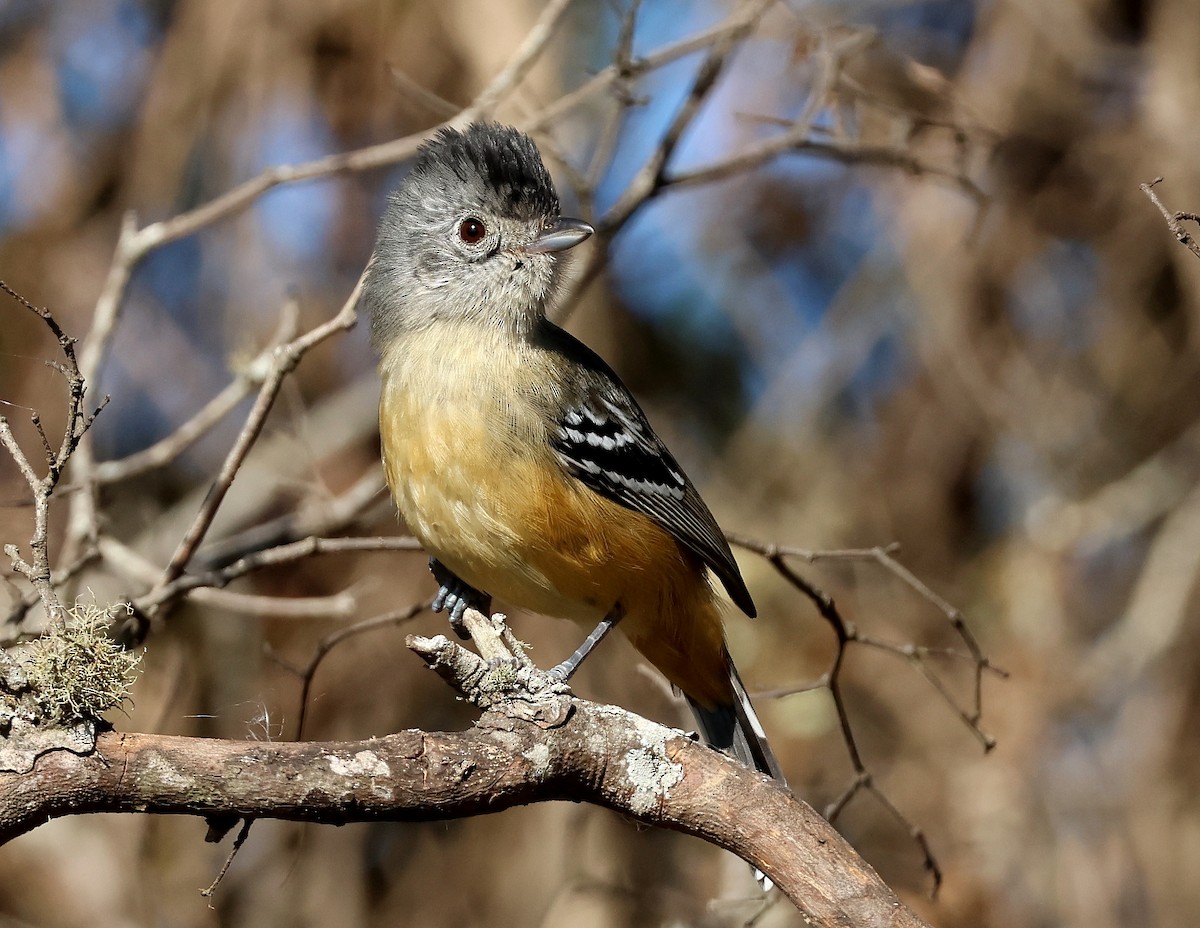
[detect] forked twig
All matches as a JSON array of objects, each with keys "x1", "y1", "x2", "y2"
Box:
[
  {"x1": 728, "y1": 532, "x2": 1005, "y2": 896},
  {"x1": 0, "y1": 282, "x2": 107, "y2": 624},
  {"x1": 150, "y1": 275, "x2": 364, "y2": 606},
  {"x1": 1141, "y1": 177, "x2": 1200, "y2": 261}
]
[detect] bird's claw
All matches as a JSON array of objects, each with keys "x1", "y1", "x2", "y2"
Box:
[
  {"x1": 429, "y1": 559, "x2": 490, "y2": 640},
  {"x1": 432, "y1": 581, "x2": 475, "y2": 639}
]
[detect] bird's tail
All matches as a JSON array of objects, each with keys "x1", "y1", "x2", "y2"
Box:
[
  {"x1": 687, "y1": 656, "x2": 784, "y2": 891},
  {"x1": 686, "y1": 656, "x2": 785, "y2": 785}
]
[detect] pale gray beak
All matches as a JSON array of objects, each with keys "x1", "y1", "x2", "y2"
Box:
[{"x1": 523, "y1": 217, "x2": 594, "y2": 254}]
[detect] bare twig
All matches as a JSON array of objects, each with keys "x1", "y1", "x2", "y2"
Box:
[
  {"x1": 0, "y1": 282, "x2": 107, "y2": 625},
  {"x1": 2, "y1": 546, "x2": 99, "y2": 633},
  {"x1": 1141, "y1": 177, "x2": 1200, "y2": 261},
  {"x1": 200, "y1": 818, "x2": 254, "y2": 898},
  {"x1": 61, "y1": 213, "x2": 140, "y2": 564},
  {"x1": 135, "y1": 534, "x2": 421, "y2": 618},
  {"x1": 600, "y1": 0, "x2": 778, "y2": 231},
  {"x1": 93, "y1": 307, "x2": 301, "y2": 485},
  {"x1": 386, "y1": 65, "x2": 462, "y2": 119},
  {"x1": 730, "y1": 534, "x2": 1007, "y2": 728},
  {"x1": 582, "y1": 0, "x2": 643, "y2": 196},
  {"x1": 150, "y1": 275, "x2": 364, "y2": 605},
  {"x1": 727, "y1": 532, "x2": 1006, "y2": 895},
  {"x1": 195, "y1": 465, "x2": 388, "y2": 570},
  {"x1": 530, "y1": 13, "x2": 768, "y2": 131},
  {"x1": 465, "y1": 0, "x2": 576, "y2": 118},
  {"x1": 667, "y1": 132, "x2": 986, "y2": 202},
  {"x1": 97, "y1": 536, "x2": 358, "y2": 620},
  {"x1": 280, "y1": 601, "x2": 428, "y2": 739}
]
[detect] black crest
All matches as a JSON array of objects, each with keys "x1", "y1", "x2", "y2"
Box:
[{"x1": 414, "y1": 123, "x2": 560, "y2": 220}]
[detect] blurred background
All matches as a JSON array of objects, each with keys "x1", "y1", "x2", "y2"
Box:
[{"x1": 2, "y1": 0, "x2": 1200, "y2": 925}]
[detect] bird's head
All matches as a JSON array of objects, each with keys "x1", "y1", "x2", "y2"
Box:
[{"x1": 362, "y1": 122, "x2": 593, "y2": 347}]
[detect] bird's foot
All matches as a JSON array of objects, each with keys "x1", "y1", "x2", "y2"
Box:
[
  {"x1": 545, "y1": 606, "x2": 623, "y2": 682},
  {"x1": 429, "y1": 558, "x2": 491, "y2": 640}
]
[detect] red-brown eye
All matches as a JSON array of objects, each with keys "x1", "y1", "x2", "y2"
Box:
[{"x1": 458, "y1": 217, "x2": 486, "y2": 244}]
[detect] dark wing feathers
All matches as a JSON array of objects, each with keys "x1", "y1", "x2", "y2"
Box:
[{"x1": 543, "y1": 327, "x2": 756, "y2": 617}]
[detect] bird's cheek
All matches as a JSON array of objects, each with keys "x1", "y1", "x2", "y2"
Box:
[
  {"x1": 414, "y1": 252, "x2": 457, "y2": 290},
  {"x1": 414, "y1": 252, "x2": 439, "y2": 282}
]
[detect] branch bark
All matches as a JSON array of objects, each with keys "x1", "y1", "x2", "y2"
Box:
[
  {"x1": 0, "y1": 609, "x2": 931, "y2": 928},
  {"x1": 0, "y1": 708, "x2": 927, "y2": 927}
]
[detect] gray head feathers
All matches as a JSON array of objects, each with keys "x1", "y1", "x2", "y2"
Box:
[
  {"x1": 413, "y1": 123, "x2": 560, "y2": 221},
  {"x1": 361, "y1": 122, "x2": 570, "y2": 349}
]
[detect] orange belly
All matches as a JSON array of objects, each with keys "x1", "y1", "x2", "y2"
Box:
[{"x1": 378, "y1": 350, "x2": 732, "y2": 708}]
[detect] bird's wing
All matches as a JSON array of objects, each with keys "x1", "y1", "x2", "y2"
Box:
[{"x1": 544, "y1": 331, "x2": 756, "y2": 617}]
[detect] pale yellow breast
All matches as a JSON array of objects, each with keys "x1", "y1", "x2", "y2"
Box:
[
  {"x1": 377, "y1": 323, "x2": 732, "y2": 706},
  {"x1": 379, "y1": 325, "x2": 597, "y2": 620}
]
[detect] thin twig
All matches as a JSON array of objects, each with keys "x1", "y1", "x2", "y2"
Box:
[
  {"x1": 386, "y1": 65, "x2": 462, "y2": 118},
  {"x1": 600, "y1": 0, "x2": 778, "y2": 231},
  {"x1": 283, "y1": 601, "x2": 428, "y2": 739},
  {"x1": 583, "y1": 0, "x2": 642, "y2": 193},
  {"x1": 98, "y1": 536, "x2": 358, "y2": 619},
  {"x1": 669, "y1": 132, "x2": 984, "y2": 201},
  {"x1": 727, "y1": 529, "x2": 1004, "y2": 896},
  {"x1": 93, "y1": 307, "x2": 300, "y2": 485},
  {"x1": 1141, "y1": 177, "x2": 1200, "y2": 261},
  {"x1": 149, "y1": 276, "x2": 363, "y2": 605},
  {"x1": 2, "y1": 546, "x2": 98, "y2": 633},
  {"x1": 136, "y1": 533, "x2": 418, "y2": 618},
  {"x1": 0, "y1": 282, "x2": 107, "y2": 624},
  {"x1": 200, "y1": 817, "x2": 254, "y2": 897},
  {"x1": 195, "y1": 465, "x2": 388, "y2": 570},
  {"x1": 530, "y1": 13, "x2": 766, "y2": 131},
  {"x1": 61, "y1": 212, "x2": 140, "y2": 564},
  {"x1": 467, "y1": 0, "x2": 577, "y2": 118}
]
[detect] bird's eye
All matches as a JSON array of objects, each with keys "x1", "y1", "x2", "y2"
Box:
[{"x1": 458, "y1": 217, "x2": 487, "y2": 245}]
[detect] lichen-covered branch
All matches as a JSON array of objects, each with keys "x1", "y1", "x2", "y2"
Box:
[{"x1": 0, "y1": 614, "x2": 930, "y2": 928}]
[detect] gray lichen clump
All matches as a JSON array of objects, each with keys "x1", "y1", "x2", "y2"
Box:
[{"x1": 12, "y1": 602, "x2": 142, "y2": 726}]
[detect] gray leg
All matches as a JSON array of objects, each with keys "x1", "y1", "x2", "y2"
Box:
[{"x1": 547, "y1": 606, "x2": 623, "y2": 682}]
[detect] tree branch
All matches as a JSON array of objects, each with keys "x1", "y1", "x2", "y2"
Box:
[
  {"x1": 1141, "y1": 177, "x2": 1200, "y2": 261},
  {"x1": 0, "y1": 608, "x2": 931, "y2": 928},
  {"x1": 0, "y1": 282, "x2": 107, "y2": 625},
  {"x1": 150, "y1": 274, "x2": 363, "y2": 601}
]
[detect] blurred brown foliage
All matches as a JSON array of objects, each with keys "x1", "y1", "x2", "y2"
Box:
[{"x1": 2, "y1": 0, "x2": 1200, "y2": 926}]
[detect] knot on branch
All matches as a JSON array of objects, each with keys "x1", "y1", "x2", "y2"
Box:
[{"x1": 406, "y1": 608, "x2": 572, "y2": 728}]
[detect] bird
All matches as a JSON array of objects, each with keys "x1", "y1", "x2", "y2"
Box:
[{"x1": 361, "y1": 121, "x2": 783, "y2": 787}]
